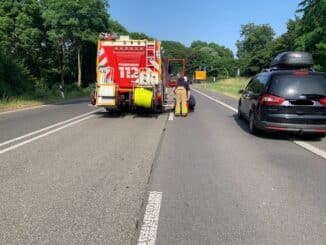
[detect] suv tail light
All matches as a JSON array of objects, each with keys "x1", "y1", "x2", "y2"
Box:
[
  {"x1": 259, "y1": 94, "x2": 285, "y2": 106},
  {"x1": 320, "y1": 97, "x2": 326, "y2": 106},
  {"x1": 293, "y1": 71, "x2": 309, "y2": 76}
]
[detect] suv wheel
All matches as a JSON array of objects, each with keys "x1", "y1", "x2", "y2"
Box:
[
  {"x1": 237, "y1": 103, "x2": 244, "y2": 120},
  {"x1": 249, "y1": 111, "x2": 257, "y2": 134},
  {"x1": 311, "y1": 133, "x2": 326, "y2": 139}
]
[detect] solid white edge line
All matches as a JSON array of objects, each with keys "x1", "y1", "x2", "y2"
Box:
[
  {"x1": 0, "y1": 114, "x2": 95, "y2": 155},
  {"x1": 0, "y1": 109, "x2": 102, "y2": 147},
  {"x1": 0, "y1": 104, "x2": 48, "y2": 115},
  {"x1": 138, "y1": 191, "x2": 162, "y2": 245},
  {"x1": 168, "y1": 112, "x2": 174, "y2": 121},
  {"x1": 192, "y1": 88, "x2": 326, "y2": 160},
  {"x1": 192, "y1": 88, "x2": 238, "y2": 112},
  {"x1": 292, "y1": 141, "x2": 326, "y2": 160}
]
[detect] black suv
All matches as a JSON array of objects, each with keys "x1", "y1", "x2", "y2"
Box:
[{"x1": 238, "y1": 52, "x2": 326, "y2": 137}]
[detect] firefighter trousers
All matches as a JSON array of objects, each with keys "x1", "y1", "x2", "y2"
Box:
[{"x1": 175, "y1": 86, "x2": 188, "y2": 116}]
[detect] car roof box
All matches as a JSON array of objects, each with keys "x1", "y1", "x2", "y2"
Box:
[{"x1": 270, "y1": 52, "x2": 313, "y2": 68}]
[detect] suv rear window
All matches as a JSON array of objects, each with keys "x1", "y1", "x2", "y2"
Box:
[{"x1": 269, "y1": 74, "x2": 326, "y2": 99}]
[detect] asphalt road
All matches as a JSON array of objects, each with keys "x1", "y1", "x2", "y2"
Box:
[
  {"x1": 0, "y1": 98, "x2": 95, "y2": 143},
  {"x1": 1, "y1": 89, "x2": 326, "y2": 245},
  {"x1": 148, "y1": 88, "x2": 326, "y2": 245},
  {"x1": 0, "y1": 102, "x2": 167, "y2": 244}
]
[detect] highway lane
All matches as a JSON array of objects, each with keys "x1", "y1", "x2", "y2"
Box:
[
  {"x1": 0, "y1": 98, "x2": 96, "y2": 143},
  {"x1": 144, "y1": 90, "x2": 326, "y2": 245},
  {"x1": 0, "y1": 109, "x2": 167, "y2": 244},
  {"x1": 192, "y1": 87, "x2": 326, "y2": 153},
  {"x1": 1, "y1": 90, "x2": 326, "y2": 244}
]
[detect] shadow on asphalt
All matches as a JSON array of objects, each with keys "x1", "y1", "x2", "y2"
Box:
[
  {"x1": 95, "y1": 109, "x2": 171, "y2": 119},
  {"x1": 232, "y1": 114, "x2": 323, "y2": 142},
  {"x1": 132, "y1": 113, "x2": 160, "y2": 119},
  {"x1": 95, "y1": 111, "x2": 127, "y2": 118}
]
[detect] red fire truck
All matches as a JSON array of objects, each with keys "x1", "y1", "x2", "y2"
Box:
[{"x1": 93, "y1": 33, "x2": 164, "y2": 111}]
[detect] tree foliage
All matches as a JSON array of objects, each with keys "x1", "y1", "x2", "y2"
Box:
[
  {"x1": 186, "y1": 41, "x2": 236, "y2": 77},
  {"x1": 0, "y1": 0, "x2": 111, "y2": 98},
  {"x1": 236, "y1": 23, "x2": 275, "y2": 58},
  {"x1": 0, "y1": 0, "x2": 42, "y2": 97},
  {"x1": 295, "y1": 0, "x2": 326, "y2": 70},
  {"x1": 129, "y1": 32, "x2": 154, "y2": 40},
  {"x1": 236, "y1": 23, "x2": 275, "y2": 75},
  {"x1": 161, "y1": 41, "x2": 188, "y2": 58},
  {"x1": 237, "y1": 1, "x2": 326, "y2": 75},
  {"x1": 109, "y1": 19, "x2": 128, "y2": 35},
  {"x1": 1, "y1": 0, "x2": 325, "y2": 99},
  {"x1": 42, "y1": 0, "x2": 110, "y2": 86},
  {"x1": 161, "y1": 40, "x2": 236, "y2": 78}
]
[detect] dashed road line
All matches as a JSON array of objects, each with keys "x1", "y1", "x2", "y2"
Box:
[
  {"x1": 138, "y1": 191, "x2": 162, "y2": 245},
  {"x1": 168, "y1": 112, "x2": 174, "y2": 121},
  {"x1": 192, "y1": 88, "x2": 326, "y2": 160}
]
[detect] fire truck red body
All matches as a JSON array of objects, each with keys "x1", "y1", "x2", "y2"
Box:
[{"x1": 95, "y1": 34, "x2": 163, "y2": 111}]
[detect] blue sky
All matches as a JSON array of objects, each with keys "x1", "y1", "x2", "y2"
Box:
[{"x1": 109, "y1": 0, "x2": 300, "y2": 54}]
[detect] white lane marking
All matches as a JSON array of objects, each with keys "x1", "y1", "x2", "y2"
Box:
[
  {"x1": 293, "y1": 141, "x2": 326, "y2": 160},
  {"x1": 138, "y1": 191, "x2": 162, "y2": 245},
  {"x1": 192, "y1": 88, "x2": 237, "y2": 112},
  {"x1": 0, "y1": 104, "x2": 48, "y2": 115},
  {"x1": 193, "y1": 88, "x2": 326, "y2": 160},
  {"x1": 0, "y1": 109, "x2": 102, "y2": 148},
  {"x1": 0, "y1": 115, "x2": 95, "y2": 155},
  {"x1": 168, "y1": 112, "x2": 174, "y2": 121}
]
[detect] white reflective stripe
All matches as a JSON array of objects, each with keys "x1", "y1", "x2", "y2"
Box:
[
  {"x1": 98, "y1": 57, "x2": 108, "y2": 67},
  {"x1": 150, "y1": 60, "x2": 159, "y2": 70},
  {"x1": 99, "y1": 48, "x2": 105, "y2": 56}
]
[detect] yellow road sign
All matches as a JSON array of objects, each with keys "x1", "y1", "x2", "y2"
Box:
[{"x1": 195, "y1": 70, "x2": 206, "y2": 80}]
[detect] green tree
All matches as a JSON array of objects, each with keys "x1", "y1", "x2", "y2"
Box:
[
  {"x1": 186, "y1": 48, "x2": 214, "y2": 76},
  {"x1": 161, "y1": 41, "x2": 188, "y2": 58},
  {"x1": 109, "y1": 19, "x2": 128, "y2": 35},
  {"x1": 208, "y1": 42, "x2": 234, "y2": 59},
  {"x1": 42, "y1": 0, "x2": 110, "y2": 86},
  {"x1": 236, "y1": 23, "x2": 275, "y2": 75},
  {"x1": 0, "y1": 0, "x2": 43, "y2": 96},
  {"x1": 186, "y1": 42, "x2": 235, "y2": 78},
  {"x1": 236, "y1": 23, "x2": 275, "y2": 58},
  {"x1": 190, "y1": 40, "x2": 208, "y2": 49},
  {"x1": 129, "y1": 32, "x2": 153, "y2": 40},
  {"x1": 274, "y1": 18, "x2": 301, "y2": 53},
  {"x1": 295, "y1": 0, "x2": 326, "y2": 71}
]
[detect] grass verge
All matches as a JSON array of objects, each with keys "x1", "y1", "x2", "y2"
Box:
[
  {"x1": 194, "y1": 77, "x2": 249, "y2": 98},
  {"x1": 0, "y1": 84, "x2": 93, "y2": 112}
]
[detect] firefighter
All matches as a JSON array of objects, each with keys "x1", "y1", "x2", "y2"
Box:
[{"x1": 175, "y1": 72, "x2": 190, "y2": 116}]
